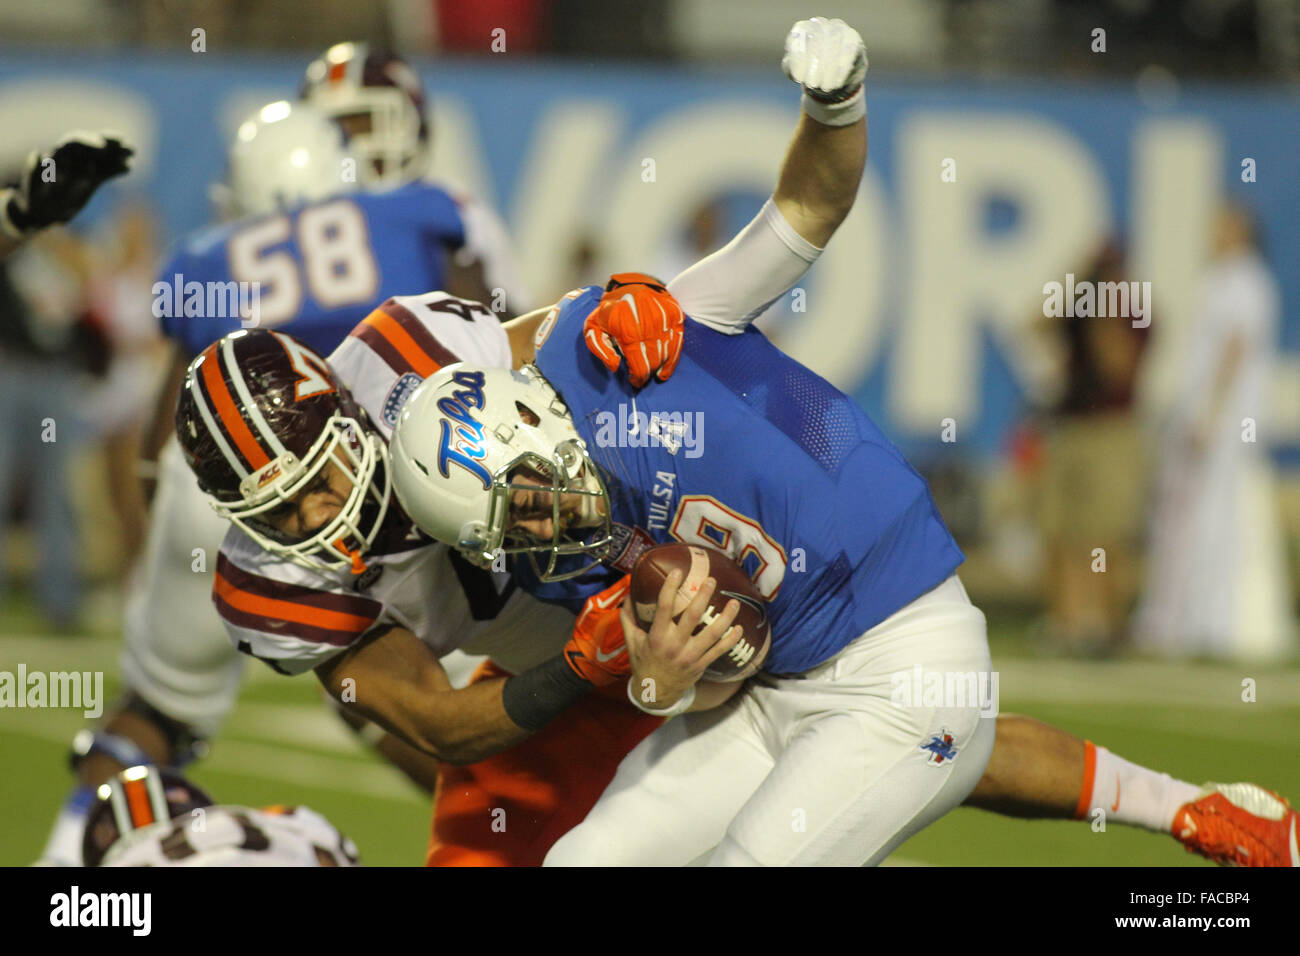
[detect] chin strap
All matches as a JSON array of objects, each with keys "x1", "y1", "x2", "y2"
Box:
[{"x1": 333, "y1": 538, "x2": 368, "y2": 575}]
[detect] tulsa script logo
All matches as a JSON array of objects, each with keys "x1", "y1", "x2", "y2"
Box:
[{"x1": 437, "y1": 369, "x2": 492, "y2": 489}]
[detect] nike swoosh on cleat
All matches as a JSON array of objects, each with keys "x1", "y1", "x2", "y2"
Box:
[{"x1": 595, "y1": 645, "x2": 626, "y2": 662}]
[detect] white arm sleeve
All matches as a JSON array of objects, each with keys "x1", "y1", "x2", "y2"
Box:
[{"x1": 667, "y1": 198, "x2": 822, "y2": 334}]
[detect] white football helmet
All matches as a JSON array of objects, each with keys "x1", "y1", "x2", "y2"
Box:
[
  {"x1": 390, "y1": 364, "x2": 613, "y2": 582},
  {"x1": 214, "y1": 100, "x2": 356, "y2": 220}
]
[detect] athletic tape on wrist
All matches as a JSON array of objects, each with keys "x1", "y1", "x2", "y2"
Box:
[
  {"x1": 502, "y1": 654, "x2": 591, "y2": 732},
  {"x1": 801, "y1": 87, "x2": 865, "y2": 127}
]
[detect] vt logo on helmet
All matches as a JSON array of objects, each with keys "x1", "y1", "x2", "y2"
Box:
[
  {"x1": 390, "y1": 364, "x2": 613, "y2": 582},
  {"x1": 175, "y1": 329, "x2": 391, "y2": 575}
]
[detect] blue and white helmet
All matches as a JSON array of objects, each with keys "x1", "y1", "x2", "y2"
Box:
[{"x1": 389, "y1": 363, "x2": 612, "y2": 581}]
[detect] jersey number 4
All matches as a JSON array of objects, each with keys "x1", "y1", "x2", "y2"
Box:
[{"x1": 228, "y1": 199, "x2": 381, "y2": 327}]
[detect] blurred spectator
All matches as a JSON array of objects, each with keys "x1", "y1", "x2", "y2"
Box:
[
  {"x1": 562, "y1": 233, "x2": 603, "y2": 299},
  {"x1": 1134, "y1": 203, "x2": 1295, "y2": 659},
  {"x1": 656, "y1": 198, "x2": 726, "y2": 283},
  {"x1": 1034, "y1": 240, "x2": 1152, "y2": 655},
  {"x1": 0, "y1": 229, "x2": 98, "y2": 629},
  {"x1": 82, "y1": 202, "x2": 164, "y2": 573}
]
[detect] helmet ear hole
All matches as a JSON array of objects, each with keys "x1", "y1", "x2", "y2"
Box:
[{"x1": 515, "y1": 402, "x2": 540, "y2": 426}]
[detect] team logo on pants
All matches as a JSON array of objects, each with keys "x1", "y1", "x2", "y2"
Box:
[{"x1": 921, "y1": 730, "x2": 959, "y2": 765}]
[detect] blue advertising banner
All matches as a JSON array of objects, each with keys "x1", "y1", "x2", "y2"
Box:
[{"x1": 2, "y1": 48, "x2": 1296, "y2": 459}]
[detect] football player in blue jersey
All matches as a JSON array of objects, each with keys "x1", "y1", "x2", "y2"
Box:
[
  {"x1": 391, "y1": 18, "x2": 1299, "y2": 867},
  {"x1": 36, "y1": 44, "x2": 529, "y2": 865}
]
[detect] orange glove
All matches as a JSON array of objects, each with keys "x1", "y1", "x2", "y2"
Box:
[
  {"x1": 582, "y1": 273, "x2": 685, "y2": 387},
  {"x1": 563, "y1": 574, "x2": 632, "y2": 686}
]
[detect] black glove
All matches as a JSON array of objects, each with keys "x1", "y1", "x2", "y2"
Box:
[{"x1": 1, "y1": 131, "x2": 133, "y2": 238}]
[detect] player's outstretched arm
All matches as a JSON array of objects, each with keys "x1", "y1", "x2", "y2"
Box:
[
  {"x1": 0, "y1": 131, "x2": 133, "y2": 259},
  {"x1": 773, "y1": 17, "x2": 868, "y2": 247},
  {"x1": 668, "y1": 17, "x2": 867, "y2": 334}
]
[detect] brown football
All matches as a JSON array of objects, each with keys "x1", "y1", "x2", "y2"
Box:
[{"x1": 630, "y1": 543, "x2": 771, "y2": 682}]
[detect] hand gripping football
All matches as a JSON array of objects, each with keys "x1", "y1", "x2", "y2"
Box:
[{"x1": 631, "y1": 543, "x2": 771, "y2": 682}]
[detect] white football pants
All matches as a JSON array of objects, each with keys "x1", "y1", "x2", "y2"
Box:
[
  {"x1": 545, "y1": 575, "x2": 995, "y2": 866},
  {"x1": 120, "y1": 438, "x2": 243, "y2": 738}
]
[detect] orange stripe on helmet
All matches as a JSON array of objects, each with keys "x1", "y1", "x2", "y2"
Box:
[
  {"x1": 214, "y1": 571, "x2": 376, "y2": 634},
  {"x1": 123, "y1": 777, "x2": 157, "y2": 828},
  {"x1": 200, "y1": 343, "x2": 271, "y2": 471},
  {"x1": 362, "y1": 309, "x2": 443, "y2": 378}
]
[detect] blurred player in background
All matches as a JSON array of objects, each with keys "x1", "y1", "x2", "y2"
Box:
[
  {"x1": 1135, "y1": 202, "x2": 1295, "y2": 659},
  {"x1": 36, "y1": 43, "x2": 528, "y2": 865},
  {"x1": 0, "y1": 132, "x2": 133, "y2": 627},
  {"x1": 83, "y1": 765, "x2": 358, "y2": 867},
  {"x1": 1034, "y1": 240, "x2": 1151, "y2": 656}
]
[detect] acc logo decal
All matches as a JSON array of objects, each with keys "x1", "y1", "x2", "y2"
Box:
[
  {"x1": 437, "y1": 370, "x2": 492, "y2": 489},
  {"x1": 255, "y1": 461, "x2": 282, "y2": 489},
  {"x1": 382, "y1": 373, "x2": 422, "y2": 428}
]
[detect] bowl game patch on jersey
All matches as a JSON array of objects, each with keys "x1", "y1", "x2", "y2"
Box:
[{"x1": 383, "y1": 372, "x2": 423, "y2": 427}]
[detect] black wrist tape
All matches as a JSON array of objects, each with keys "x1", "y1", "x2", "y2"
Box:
[{"x1": 501, "y1": 655, "x2": 591, "y2": 732}]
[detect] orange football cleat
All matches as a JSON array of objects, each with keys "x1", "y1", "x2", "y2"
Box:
[{"x1": 1172, "y1": 782, "x2": 1299, "y2": 867}]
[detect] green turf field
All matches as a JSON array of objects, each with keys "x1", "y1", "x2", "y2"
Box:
[{"x1": 2, "y1": 591, "x2": 1297, "y2": 866}]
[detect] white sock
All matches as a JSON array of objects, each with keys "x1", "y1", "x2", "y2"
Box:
[{"x1": 1078, "y1": 742, "x2": 1201, "y2": 833}]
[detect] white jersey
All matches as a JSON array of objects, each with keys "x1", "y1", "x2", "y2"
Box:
[
  {"x1": 102, "y1": 805, "x2": 359, "y2": 867},
  {"x1": 212, "y1": 291, "x2": 574, "y2": 677}
]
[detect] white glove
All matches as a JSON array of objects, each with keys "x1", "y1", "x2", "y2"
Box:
[{"x1": 782, "y1": 17, "x2": 868, "y2": 126}]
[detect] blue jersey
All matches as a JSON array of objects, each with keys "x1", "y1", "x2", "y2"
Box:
[
  {"x1": 527, "y1": 286, "x2": 964, "y2": 674},
  {"x1": 158, "y1": 182, "x2": 470, "y2": 358}
]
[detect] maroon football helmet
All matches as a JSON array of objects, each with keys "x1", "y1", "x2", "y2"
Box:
[
  {"x1": 83, "y1": 765, "x2": 213, "y2": 867},
  {"x1": 175, "y1": 329, "x2": 391, "y2": 573},
  {"x1": 299, "y1": 41, "x2": 429, "y2": 187}
]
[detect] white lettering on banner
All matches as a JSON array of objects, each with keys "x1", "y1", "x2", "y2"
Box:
[
  {"x1": 6, "y1": 78, "x2": 1293, "y2": 443},
  {"x1": 1130, "y1": 119, "x2": 1221, "y2": 424},
  {"x1": 896, "y1": 114, "x2": 1111, "y2": 430}
]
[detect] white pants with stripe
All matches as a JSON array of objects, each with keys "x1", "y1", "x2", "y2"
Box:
[{"x1": 544, "y1": 575, "x2": 995, "y2": 866}]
